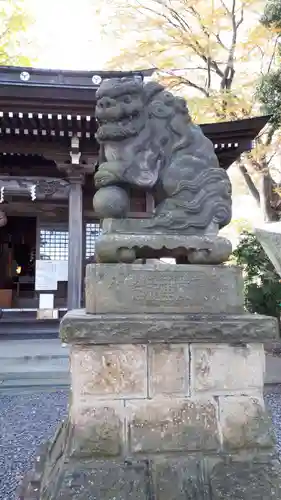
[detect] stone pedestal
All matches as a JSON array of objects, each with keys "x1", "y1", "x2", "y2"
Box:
[
  {"x1": 21, "y1": 264, "x2": 281, "y2": 499},
  {"x1": 255, "y1": 223, "x2": 281, "y2": 276}
]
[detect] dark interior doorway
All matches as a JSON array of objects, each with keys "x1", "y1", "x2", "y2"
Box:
[{"x1": 0, "y1": 216, "x2": 37, "y2": 307}]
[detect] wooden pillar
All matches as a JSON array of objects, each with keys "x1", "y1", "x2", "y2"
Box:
[
  {"x1": 81, "y1": 208, "x2": 87, "y2": 308},
  {"x1": 67, "y1": 176, "x2": 83, "y2": 310}
]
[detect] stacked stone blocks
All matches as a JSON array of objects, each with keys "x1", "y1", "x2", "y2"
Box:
[
  {"x1": 69, "y1": 341, "x2": 272, "y2": 461},
  {"x1": 22, "y1": 264, "x2": 281, "y2": 499}
]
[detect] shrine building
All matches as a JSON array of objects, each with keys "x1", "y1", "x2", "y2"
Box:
[{"x1": 0, "y1": 65, "x2": 269, "y2": 336}]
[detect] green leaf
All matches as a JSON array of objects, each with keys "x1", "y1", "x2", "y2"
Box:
[{"x1": 231, "y1": 230, "x2": 281, "y2": 320}]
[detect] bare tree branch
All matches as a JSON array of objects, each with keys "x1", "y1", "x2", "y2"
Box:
[
  {"x1": 136, "y1": 0, "x2": 225, "y2": 80},
  {"x1": 265, "y1": 126, "x2": 276, "y2": 146},
  {"x1": 220, "y1": 0, "x2": 242, "y2": 90},
  {"x1": 160, "y1": 69, "x2": 211, "y2": 96},
  {"x1": 181, "y1": 65, "x2": 219, "y2": 72},
  {"x1": 185, "y1": 2, "x2": 229, "y2": 50},
  {"x1": 236, "y1": 5, "x2": 244, "y2": 29},
  {"x1": 267, "y1": 150, "x2": 278, "y2": 166},
  {"x1": 266, "y1": 36, "x2": 280, "y2": 74},
  {"x1": 214, "y1": 32, "x2": 228, "y2": 51},
  {"x1": 220, "y1": 0, "x2": 231, "y2": 15}
]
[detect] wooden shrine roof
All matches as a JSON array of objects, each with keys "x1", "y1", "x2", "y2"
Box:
[
  {"x1": 0, "y1": 66, "x2": 270, "y2": 171},
  {"x1": 0, "y1": 66, "x2": 153, "y2": 114}
]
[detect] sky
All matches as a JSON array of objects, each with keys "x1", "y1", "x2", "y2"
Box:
[
  {"x1": 27, "y1": 0, "x2": 263, "y2": 70},
  {"x1": 28, "y1": 0, "x2": 114, "y2": 70},
  {"x1": 26, "y1": 0, "x2": 265, "y2": 84}
]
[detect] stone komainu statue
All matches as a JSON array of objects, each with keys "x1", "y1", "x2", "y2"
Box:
[{"x1": 93, "y1": 77, "x2": 232, "y2": 264}]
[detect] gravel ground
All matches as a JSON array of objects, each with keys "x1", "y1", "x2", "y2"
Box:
[
  {"x1": 0, "y1": 389, "x2": 68, "y2": 500},
  {"x1": 0, "y1": 388, "x2": 281, "y2": 500},
  {"x1": 265, "y1": 386, "x2": 281, "y2": 457}
]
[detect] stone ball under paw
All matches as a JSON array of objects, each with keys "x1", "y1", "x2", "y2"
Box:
[{"x1": 93, "y1": 186, "x2": 130, "y2": 218}]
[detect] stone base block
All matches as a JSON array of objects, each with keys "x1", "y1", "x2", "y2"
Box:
[
  {"x1": 153, "y1": 456, "x2": 281, "y2": 500},
  {"x1": 68, "y1": 398, "x2": 222, "y2": 457},
  {"x1": 209, "y1": 457, "x2": 281, "y2": 499},
  {"x1": 95, "y1": 226, "x2": 232, "y2": 264},
  {"x1": 68, "y1": 341, "x2": 269, "y2": 402},
  {"x1": 219, "y1": 395, "x2": 274, "y2": 450},
  {"x1": 85, "y1": 264, "x2": 244, "y2": 314},
  {"x1": 68, "y1": 396, "x2": 273, "y2": 456},
  {"x1": 190, "y1": 344, "x2": 265, "y2": 394},
  {"x1": 60, "y1": 309, "x2": 279, "y2": 345},
  {"x1": 21, "y1": 436, "x2": 281, "y2": 499},
  {"x1": 127, "y1": 399, "x2": 220, "y2": 453},
  {"x1": 70, "y1": 344, "x2": 148, "y2": 400}
]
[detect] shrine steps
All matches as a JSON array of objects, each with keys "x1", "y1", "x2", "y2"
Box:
[{"x1": 0, "y1": 309, "x2": 65, "y2": 339}]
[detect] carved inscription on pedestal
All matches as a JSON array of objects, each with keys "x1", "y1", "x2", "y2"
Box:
[
  {"x1": 127, "y1": 274, "x2": 193, "y2": 303},
  {"x1": 85, "y1": 264, "x2": 244, "y2": 315}
]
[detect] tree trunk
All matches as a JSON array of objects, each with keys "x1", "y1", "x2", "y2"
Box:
[
  {"x1": 259, "y1": 173, "x2": 279, "y2": 222},
  {"x1": 238, "y1": 161, "x2": 280, "y2": 222},
  {"x1": 238, "y1": 162, "x2": 260, "y2": 205}
]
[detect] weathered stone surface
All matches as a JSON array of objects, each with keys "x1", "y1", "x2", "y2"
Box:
[
  {"x1": 85, "y1": 264, "x2": 244, "y2": 314},
  {"x1": 190, "y1": 344, "x2": 265, "y2": 394},
  {"x1": 152, "y1": 456, "x2": 209, "y2": 500},
  {"x1": 69, "y1": 402, "x2": 124, "y2": 458},
  {"x1": 46, "y1": 420, "x2": 68, "y2": 471},
  {"x1": 18, "y1": 442, "x2": 49, "y2": 500},
  {"x1": 148, "y1": 344, "x2": 188, "y2": 397},
  {"x1": 60, "y1": 309, "x2": 279, "y2": 344},
  {"x1": 127, "y1": 399, "x2": 219, "y2": 453},
  {"x1": 21, "y1": 439, "x2": 281, "y2": 499},
  {"x1": 255, "y1": 223, "x2": 281, "y2": 276},
  {"x1": 95, "y1": 230, "x2": 232, "y2": 265},
  {"x1": 38, "y1": 423, "x2": 69, "y2": 499},
  {"x1": 50, "y1": 460, "x2": 151, "y2": 499},
  {"x1": 93, "y1": 78, "x2": 232, "y2": 264},
  {"x1": 210, "y1": 459, "x2": 281, "y2": 499},
  {"x1": 93, "y1": 185, "x2": 130, "y2": 218},
  {"x1": 219, "y1": 396, "x2": 274, "y2": 450},
  {"x1": 70, "y1": 344, "x2": 147, "y2": 400}
]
